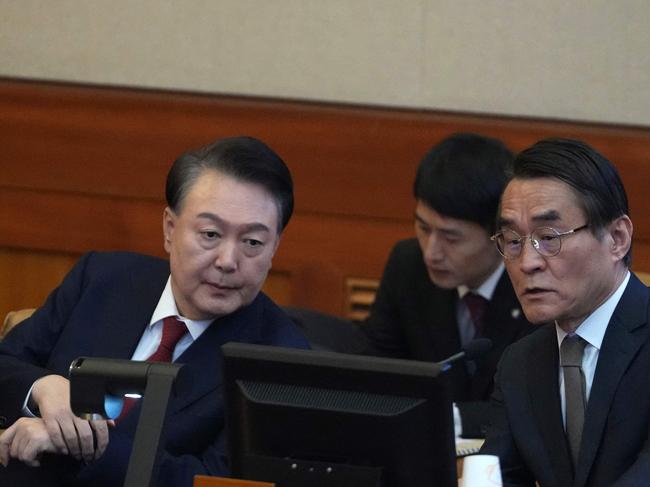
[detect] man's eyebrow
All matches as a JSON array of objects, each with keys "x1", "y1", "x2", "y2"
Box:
[
  {"x1": 414, "y1": 212, "x2": 461, "y2": 236},
  {"x1": 438, "y1": 227, "x2": 462, "y2": 237},
  {"x1": 197, "y1": 212, "x2": 271, "y2": 233},
  {"x1": 532, "y1": 210, "x2": 561, "y2": 223},
  {"x1": 497, "y1": 217, "x2": 513, "y2": 228},
  {"x1": 240, "y1": 222, "x2": 272, "y2": 233},
  {"x1": 497, "y1": 210, "x2": 562, "y2": 229},
  {"x1": 197, "y1": 212, "x2": 225, "y2": 225}
]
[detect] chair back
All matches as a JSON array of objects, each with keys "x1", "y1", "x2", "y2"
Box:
[{"x1": 1, "y1": 308, "x2": 35, "y2": 339}]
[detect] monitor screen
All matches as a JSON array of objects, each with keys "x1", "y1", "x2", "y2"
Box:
[{"x1": 221, "y1": 343, "x2": 457, "y2": 487}]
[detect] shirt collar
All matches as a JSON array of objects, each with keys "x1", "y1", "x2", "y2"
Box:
[
  {"x1": 457, "y1": 262, "x2": 505, "y2": 301},
  {"x1": 555, "y1": 271, "x2": 631, "y2": 350},
  {"x1": 149, "y1": 276, "x2": 213, "y2": 341}
]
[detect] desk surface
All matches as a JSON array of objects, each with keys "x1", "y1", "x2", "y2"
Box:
[{"x1": 194, "y1": 475, "x2": 274, "y2": 487}]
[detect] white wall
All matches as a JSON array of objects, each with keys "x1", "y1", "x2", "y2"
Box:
[{"x1": 1, "y1": 0, "x2": 649, "y2": 125}]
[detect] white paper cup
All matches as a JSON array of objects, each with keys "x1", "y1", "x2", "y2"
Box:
[{"x1": 461, "y1": 454, "x2": 502, "y2": 487}]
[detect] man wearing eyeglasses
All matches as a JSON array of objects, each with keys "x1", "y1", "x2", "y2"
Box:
[
  {"x1": 481, "y1": 138, "x2": 648, "y2": 487},
  {"x1": 361, "y1": 133, "x2": 535, "y2": 439}
]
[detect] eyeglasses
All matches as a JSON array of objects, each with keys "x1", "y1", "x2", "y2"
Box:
[{"x1": 490, "y1": 224, "x2": 589, "y2": 259}]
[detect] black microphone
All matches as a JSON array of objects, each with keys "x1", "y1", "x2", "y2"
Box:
[{"x1": 437, "y1": 338, "x2": 493, "y2": 372}]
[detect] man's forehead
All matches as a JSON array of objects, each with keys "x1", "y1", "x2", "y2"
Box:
[
  {"x1": 177, "y1": 171, "x2": 282, "y2": 233},
  {"x1": 499, "y1": 177, "x2": 582, "y2": 224}
]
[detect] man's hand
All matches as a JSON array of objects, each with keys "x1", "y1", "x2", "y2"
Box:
[
  {"x1": 0, "y1": 417, "x2": 56, "y2": 467},
  {"x1": 30, "y1": 374, "x2": 112, "y2": 462}
]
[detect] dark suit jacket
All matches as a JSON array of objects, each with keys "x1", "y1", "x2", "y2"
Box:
[
  {"x1": 0, "y1": 251, "x2": 309, "y2": 487},
  {"x1": 361, "y1": 239, "x2": 534, "y2": 436},
  {"x1": 481, "y1": 273, "x2": 650, "y2": 487}
]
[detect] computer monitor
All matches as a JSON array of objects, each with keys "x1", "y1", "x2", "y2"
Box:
[{"x1": 221, "y1": 342, "x2": 457, "y2": 487}]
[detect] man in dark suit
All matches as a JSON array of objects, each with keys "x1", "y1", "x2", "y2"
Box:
[
  {"x1": 0, "y1": 136, "x2": 309, "y2": 486},
  {"x1": 481, "y1": 138, "x2": 647, "y2": 487},
  {"x1": 362, "y1": 133, "x2": 534, "y2": 438}
]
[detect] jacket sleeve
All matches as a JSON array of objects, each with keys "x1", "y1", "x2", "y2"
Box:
[
  {"x1": 480, "y1": 347, "x2": 537, "y2": 487},
  {"x1": 0, "y1": 252, "x2": 94, "y2": 425},
  {"x1": 73, "y1": 425, "x2": 229, "y2": 487},
  {"x1": 456, "y1": 400, "x2": 491, "y2": 439},
  {"x1": 361, "y1": 242, "x2": 411, "y2": 358}
]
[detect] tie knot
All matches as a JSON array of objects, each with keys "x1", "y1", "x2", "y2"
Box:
[
  {"x1": 159, "y1": 316, "x2": 187, "y2": 353},
  {"x1": 561, "y1": 335, "x2": 587, "y2": 367},
  {"x1": 463, "y1": 292, "x2": 488, "y2": 334}
]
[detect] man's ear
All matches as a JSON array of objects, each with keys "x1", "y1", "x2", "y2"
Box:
[
  {"x1": 163, "y1": 207, "x2": 176, "y2": 253},
  {"x1": 608, "y1": 215, "x2": 633, "y2": 263}
]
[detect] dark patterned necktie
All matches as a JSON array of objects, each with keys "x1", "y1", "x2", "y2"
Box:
[
  {"x1": 561, "y1": 334, "x2": 587, "y2": 469},
  {"x1": 463, "y1": 292, "x2": 488, "y2": 337}
]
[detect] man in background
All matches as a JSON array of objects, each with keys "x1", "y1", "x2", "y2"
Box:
[
  {"x1": 481, "y1": 138, "x2": 649, "y2": 486},
  {"x1": 362, "y1": 133, "x2": 534, "y2": 437},
  {"x1": 0, "y1": 136, "x2": 309, "y2": 486}
]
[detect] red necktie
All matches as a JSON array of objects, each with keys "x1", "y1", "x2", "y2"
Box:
[
  {"x1": 463, "y1": 292, "x2": 488, "y2": 337},
  {"x1": 116, "y1": 316, "x2": 187, "y2": 421},
  {"x1": 145, "y1": 316, "x2": 188, "y2": 363}
]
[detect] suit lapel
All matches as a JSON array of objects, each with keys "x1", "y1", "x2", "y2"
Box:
[
  {"x1": 169, "y1": 321, "x2": 225, "y2": 413},
  {"x1": 92, "y1": 259, "x2": 169, "y2": 359},
  {"x1": 526, "y1": 325, "x2": 574, "y2": 487},
  {"x1": 426, "y1": 287, "x2": 460, "y2": 359},
  {"x1": 170, "y1": 294, "x2": 266, "y2": 412},
  {"x1": 574, "y1": 275, "x2": 649, "y2": 487}
]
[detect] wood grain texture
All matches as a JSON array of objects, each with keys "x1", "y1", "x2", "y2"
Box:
[
  {"x1": 193, "y1": 475, "x2": 274, "y2": 487},
  {"x1": 1, "y1": 78, "x2": 649, "y2": 316}
]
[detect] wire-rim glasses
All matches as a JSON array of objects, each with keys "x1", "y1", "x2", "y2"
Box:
[{"x1": 491, "y1": 224, "x2": 589, "y2": 259}]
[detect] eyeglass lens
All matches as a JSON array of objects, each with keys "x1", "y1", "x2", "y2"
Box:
[{"x1": 497, "y1": 228, "x2": 561, "y2": 258}]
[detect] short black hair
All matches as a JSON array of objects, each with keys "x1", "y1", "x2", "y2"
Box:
[
  {"x1": 166, "y1": 136, "x2": 293, "y2": 232},
  {"x1": 414, "y1": 133, "x2": 514, "y2": 233},
  {"x1": 512, "y1": 137, "x2": 631, "y2": 266}
]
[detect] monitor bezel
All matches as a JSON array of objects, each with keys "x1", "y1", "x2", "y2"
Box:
[{"x1": 222, "y1": 342, "x2": 457, "y2": 487}]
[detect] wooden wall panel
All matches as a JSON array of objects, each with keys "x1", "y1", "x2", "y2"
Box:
[
  {"x1": 0, "y1": 249, "x2": 79, "y2": 321},
  {"x1": 1, "y1": 78, "x2": 649, "y2": 318}
]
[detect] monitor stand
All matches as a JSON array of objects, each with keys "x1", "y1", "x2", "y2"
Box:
[{"x1": 124, "y1": 364, "x2": 180, "y2": 487}]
